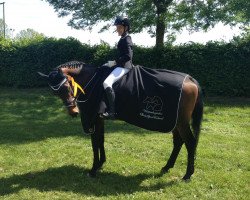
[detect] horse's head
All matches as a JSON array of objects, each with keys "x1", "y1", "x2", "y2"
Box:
[
  {"x1": 39, "y1": 61, "x2": 98, "y2": 117},
  {"x1": 38, "y1": 69, "x2": 80, "y2": 117}
]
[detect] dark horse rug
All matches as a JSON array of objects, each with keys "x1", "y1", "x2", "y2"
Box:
[{"x1": 77, "y1": 66, "x2": 188, "y2": 134}]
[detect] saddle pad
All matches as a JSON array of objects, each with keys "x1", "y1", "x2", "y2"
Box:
[
  {"x1": 114, "y1": 66, "x2": 188, "y2": 132},
  {"x1": 78, "y1": 66, "x2": 188, "y2": 133}
]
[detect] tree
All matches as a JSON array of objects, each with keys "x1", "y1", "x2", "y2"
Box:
[
  {"x1": 14, "y1": 28, "x2": 45, "y2": 44},
  {"x1": 0, "y1": 19, "x2": 11, "y2": 38},
  {"x1": 44, "y1": 0, "x2": 250, "y2": 48},
  {"x1": 15, "y1": 28, "x2": 45, "y2": 40}
]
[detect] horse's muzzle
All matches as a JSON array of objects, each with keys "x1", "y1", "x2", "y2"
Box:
[{"x1": 67, "y1": 106, "x2": 79, "y2": 117}]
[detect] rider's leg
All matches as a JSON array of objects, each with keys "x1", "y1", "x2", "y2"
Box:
[{"x1": 102, "y1": 67, "x2": 130, "y2": 119}]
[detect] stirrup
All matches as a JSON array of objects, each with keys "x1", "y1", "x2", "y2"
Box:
[{"x1": 101, "y1": 112, "x2": 116, "y2": 120}]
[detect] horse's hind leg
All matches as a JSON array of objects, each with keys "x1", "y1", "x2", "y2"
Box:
[
  {"x1": 177, "y1": 76, "x2": 199, "y2": 180},
  {"x1": 161, "y1": 129, "x2": 183, "y2": 173},
  {"x1": 179, "y1": 125, "x2": 196, "y2": 180}
]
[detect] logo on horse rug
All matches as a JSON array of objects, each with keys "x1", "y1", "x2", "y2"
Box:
[
  {"x1": 140, "y1": 96, "x2": 164, "y2": 120},
  {"x1": 113, "y1": 66, "x2": 188, "y2": 132}
]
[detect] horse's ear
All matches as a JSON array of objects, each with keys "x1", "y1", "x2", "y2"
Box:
[{"x1": 37, "y1": 72, "x2": 49, "y2": 79}]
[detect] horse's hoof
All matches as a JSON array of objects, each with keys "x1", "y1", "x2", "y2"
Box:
[
  {"x1": 97, "y1": 161, "x2": 106, "y2": 171},
  {"x1": 182, "y1": 175, "x2": 191, "y2": 181},
  {"x1": 96, "y1": 166, "x2": 103, "y2": 171},
  {"x1": 87, "y1": 171, "x2": 96, "y2": 178}
]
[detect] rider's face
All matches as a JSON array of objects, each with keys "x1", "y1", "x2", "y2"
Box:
[{"x1": 116, "y1": 25, "x2": 125, "y2": 36}]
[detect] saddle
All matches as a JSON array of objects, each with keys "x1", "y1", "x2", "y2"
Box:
[{"x1": 78, "y1": 66, "x2": 188, "y2": 134}]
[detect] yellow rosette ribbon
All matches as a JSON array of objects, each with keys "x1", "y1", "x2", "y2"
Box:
[{"x1": 70, "y1": 77, "x2": 85, "y2": 97}]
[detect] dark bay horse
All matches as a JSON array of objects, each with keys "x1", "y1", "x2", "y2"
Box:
[{"x1": 39, "y1": 61, "x2": 203, "y2": 180}]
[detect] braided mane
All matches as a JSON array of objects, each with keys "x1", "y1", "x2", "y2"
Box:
[
  {"x1": 57, "y1": 61, "x2": 85, "y2": 70},
  {"x1": 56, "y1": 61, "x2": 86, "y2": 75}
]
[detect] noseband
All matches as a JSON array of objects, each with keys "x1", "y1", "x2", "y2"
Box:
[
  {"x1": 49, "y1": 77, "x2": 67, "y2": 91},
  {"x1": 49, "y1": 77, "x2": 76, "y2": 108}
]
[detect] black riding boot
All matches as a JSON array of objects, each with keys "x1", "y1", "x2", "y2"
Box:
[{"x1": 102, "y1": 87, "x2": 116, "y2": 120}]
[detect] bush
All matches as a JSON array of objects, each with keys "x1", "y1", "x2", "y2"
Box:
[{"x1": 0, "y1": 37, "x2": 249, "y2": 96}]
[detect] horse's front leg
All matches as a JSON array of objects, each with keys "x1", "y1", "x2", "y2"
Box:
[
  {"x1": 88, "y1": 117, "x2": 106, "y2": 177},
  {"x1": 88, "y1": 131, "x2": 100, "y2": 177},
  {"x1": 97, "y1": 117, "x2": 106, "y2": 168}
]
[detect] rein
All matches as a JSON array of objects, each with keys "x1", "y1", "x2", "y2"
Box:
[{"x1": 76, "y1": 72, "x2": 97, "y2": 103}]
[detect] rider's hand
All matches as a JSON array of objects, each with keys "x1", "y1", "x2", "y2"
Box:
[{"x1": 105, "y1": 60, "x2": 116, "y2": 67}]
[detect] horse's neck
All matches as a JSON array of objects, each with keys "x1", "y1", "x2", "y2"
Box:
[{"x1": 67, "y1": 67, "x2": 96, "y2": 87}]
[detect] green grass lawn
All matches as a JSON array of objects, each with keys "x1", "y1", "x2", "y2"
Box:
[{"x1": 0, "y1": 88, "x2": 249, "y2": 200}]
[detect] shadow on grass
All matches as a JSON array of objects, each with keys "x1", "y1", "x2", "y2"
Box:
[
  {"x1": 1, "y1": 88, "x2": 249, "y2": 144},
  {"x1": 0, "y1": 89, "x2": 86, "y2": 144},
  {"x1": 0, "y1": 165, "x2": 177, "y2": 197},
  {"x1": 0, "y1": 88, "x2": 166, "y2": 145}
]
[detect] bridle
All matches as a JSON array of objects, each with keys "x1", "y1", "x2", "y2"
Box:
[
  {"x1": 48, "y1": 69, "x2": 98, "y2": 134},
  {"x1": 48, "y1": 76, "x2": 76, "y2": 108},
  {"x1": 49, "y1": 77, "x2": 67, "y2": 91},
  {"x1": 48, "y1": 72, "x2": 97, "y2": 107}
]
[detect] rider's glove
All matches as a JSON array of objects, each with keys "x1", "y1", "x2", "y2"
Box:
[{"x1": 104, "y1": 60, "x2": 116, "y2": 67}]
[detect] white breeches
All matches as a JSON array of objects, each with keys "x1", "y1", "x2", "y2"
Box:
[{"x1": 103, "y1": 67, "x2": 130, "y2": 89}]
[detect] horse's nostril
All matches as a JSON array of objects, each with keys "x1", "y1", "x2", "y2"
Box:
[{"x1": 68, "y1": 106, "x2": 79, "y2": 117}]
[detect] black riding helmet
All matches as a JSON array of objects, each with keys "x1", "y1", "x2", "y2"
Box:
[{"x1": 114, "y1": 16, "x2": 130, "y2": 31}]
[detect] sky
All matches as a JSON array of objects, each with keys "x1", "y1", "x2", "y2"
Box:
[{"x1": 2, "y1": 0, "x2": 243, "y2": 47}]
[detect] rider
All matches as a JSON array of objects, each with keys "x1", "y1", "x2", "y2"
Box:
[{"x1": 102, "y1": 16, "x2": 134, "y2": 119}]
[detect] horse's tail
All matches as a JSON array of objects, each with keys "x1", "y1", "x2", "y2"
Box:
[{"x1": 192, "y1": 81, "x2": 203, "y2": 153}]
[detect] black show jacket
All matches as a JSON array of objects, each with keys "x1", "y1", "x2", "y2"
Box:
[{"x1": 116, "y1": 34, "x2": 133, "y2": 69}]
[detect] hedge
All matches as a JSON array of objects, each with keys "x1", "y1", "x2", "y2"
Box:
[{"x1": 0, "y1": 37, "x2": 249, "y2": 97}]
